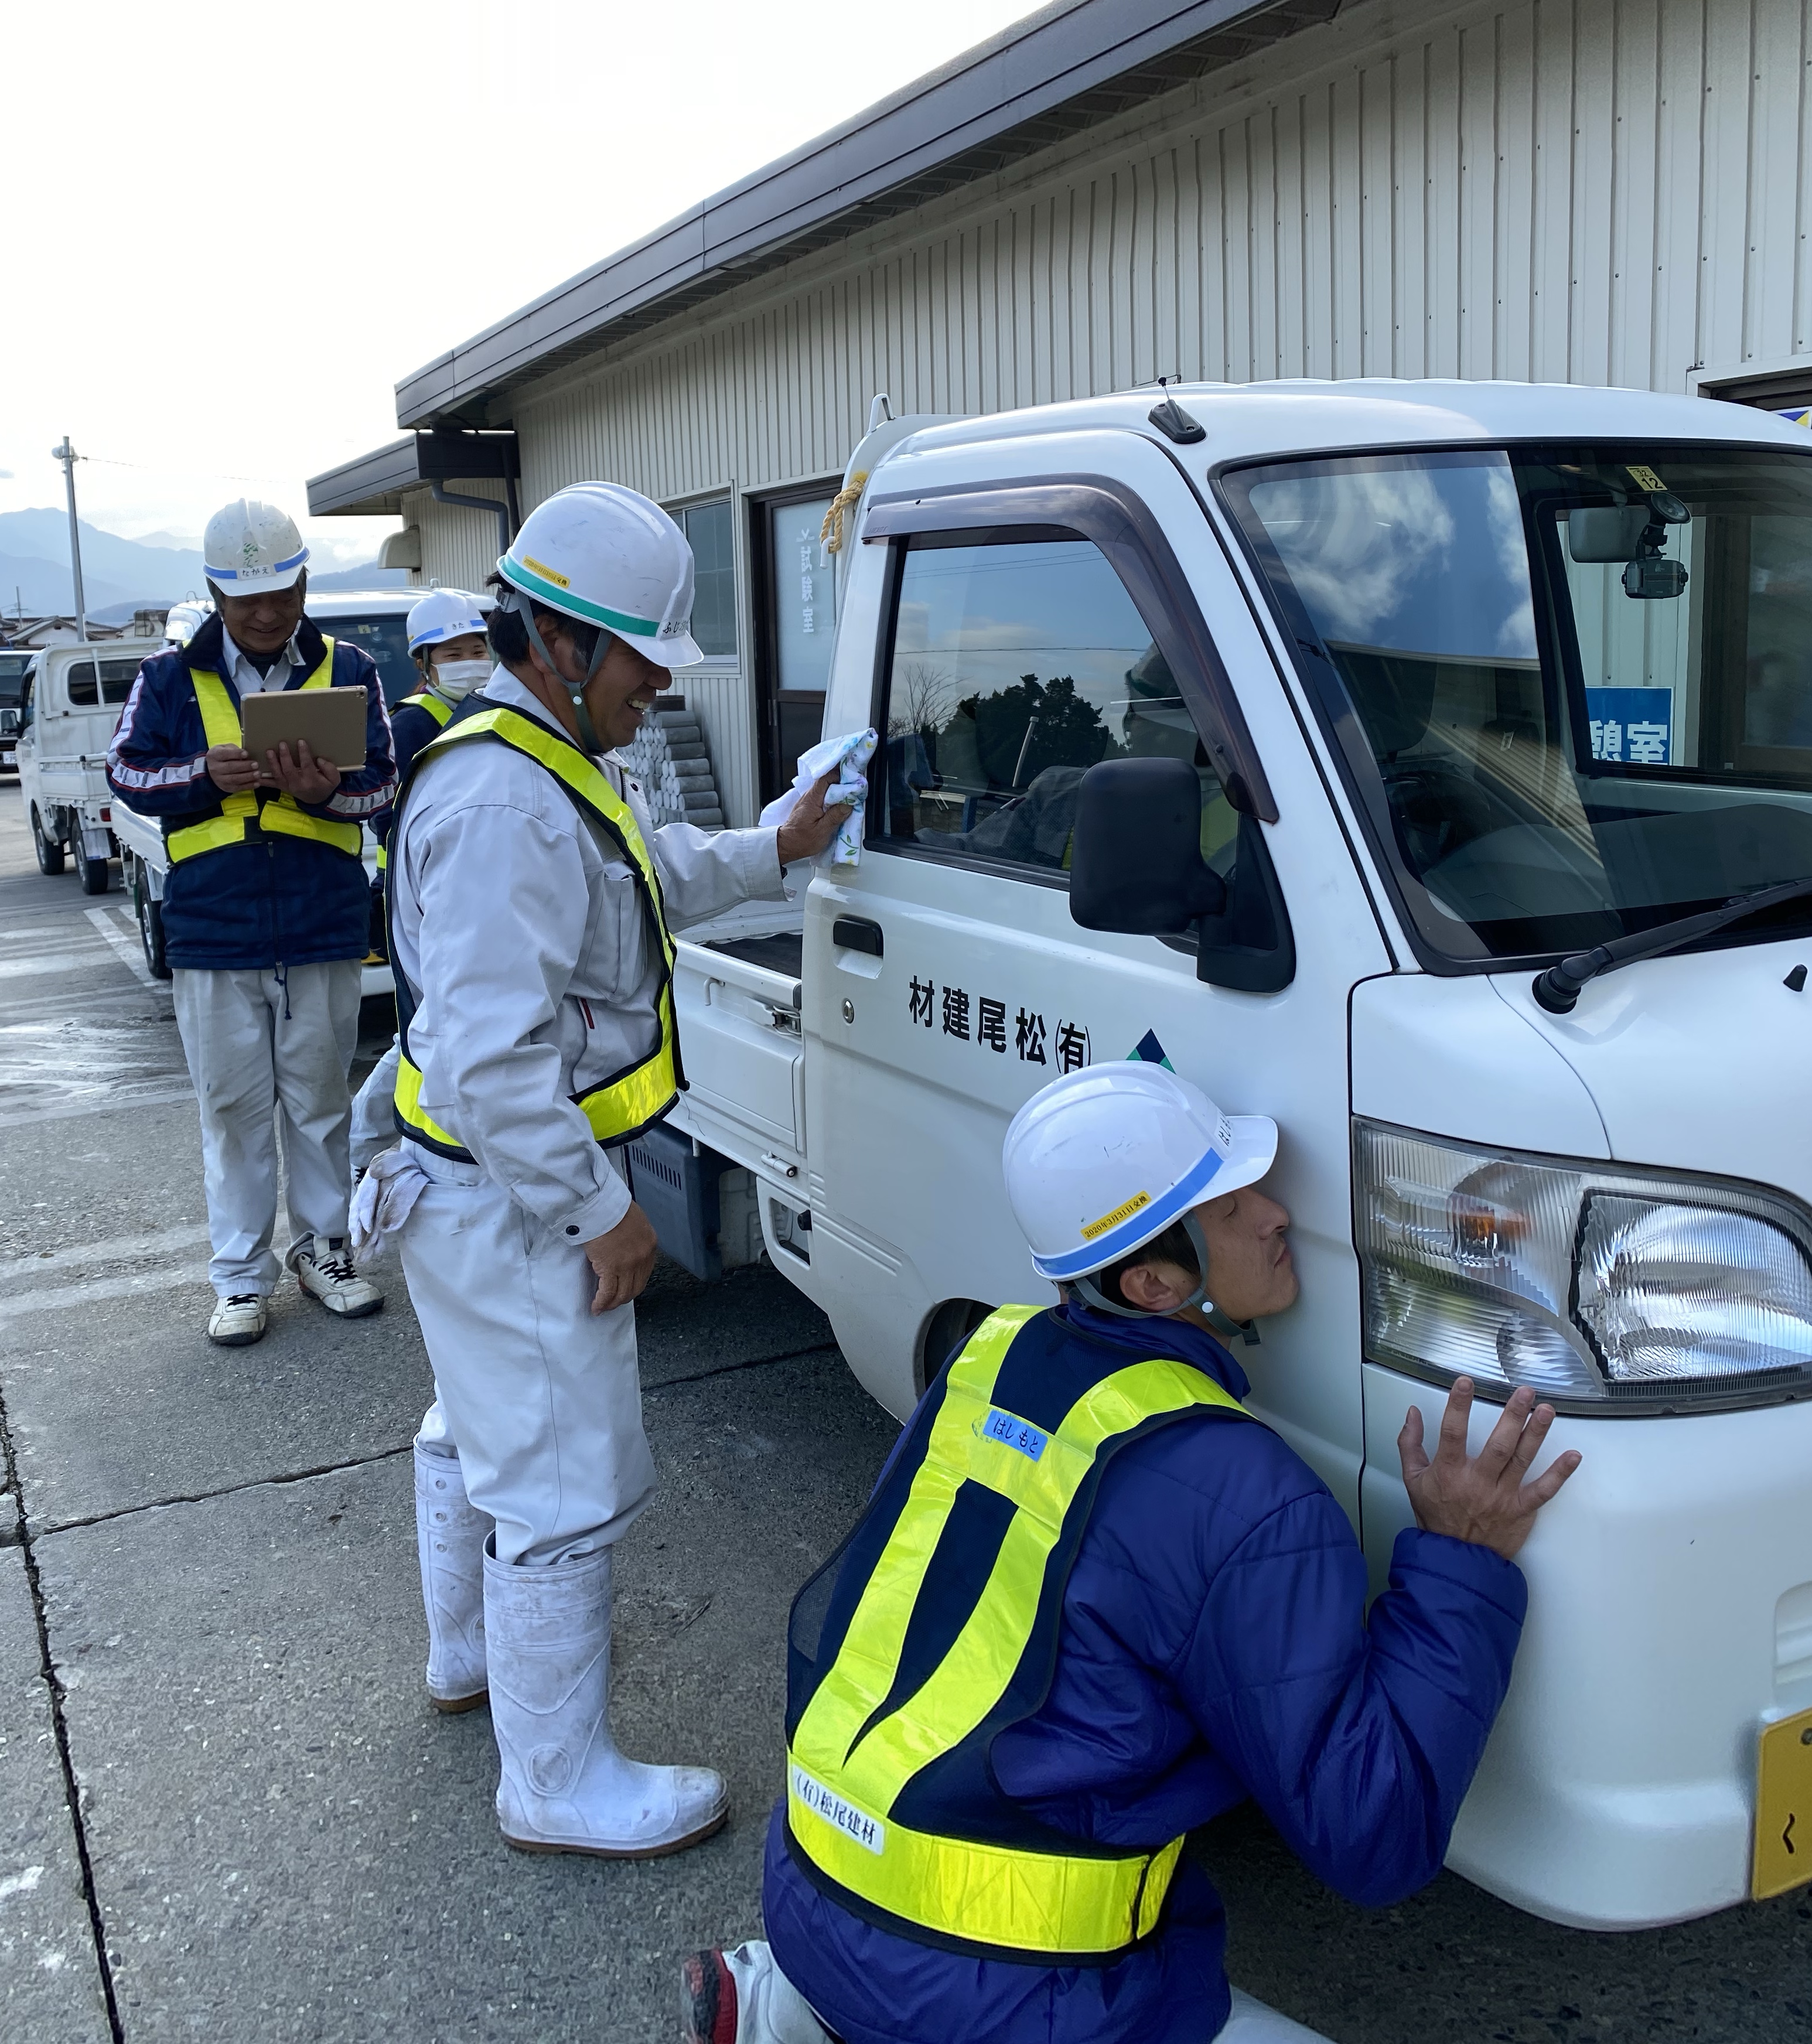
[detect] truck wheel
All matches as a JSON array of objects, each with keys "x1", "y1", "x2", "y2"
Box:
[
  {"x1": 30, "y1": 805, "x2": 64, "y2": 875},
  {"x1": 135, "y1": 876, "x2": 171, "y2": 980},
  {"x1": 78, "y1": 845, "x2": 111, "y2": 895}
]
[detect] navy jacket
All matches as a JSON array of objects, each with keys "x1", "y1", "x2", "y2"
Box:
[
  {"x1": 763, "y1": 1303, "x2": 1528, "y2": 2044},
  {"x1": 107, "y1": 612, "x2": 396, "y2": 970}
]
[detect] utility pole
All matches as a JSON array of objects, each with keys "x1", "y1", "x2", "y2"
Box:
[{"x1": 50, "y1": 437, "x2": 88, "y2": 641}]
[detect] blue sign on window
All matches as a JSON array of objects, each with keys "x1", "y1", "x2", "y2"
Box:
[{"x1": 1585, "y1": 688, "x2": 1672, "y2": 766}]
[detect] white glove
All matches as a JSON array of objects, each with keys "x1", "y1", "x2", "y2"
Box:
[{"x1": 350, "y1": 1145, "x2": 430, "y2": 1261}]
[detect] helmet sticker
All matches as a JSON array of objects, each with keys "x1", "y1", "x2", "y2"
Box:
[
  {"x1": 1081, "y1": 1190, "x2": 1152, "y2": 1241},
  {"x1": 520, "y1": 553, "x2": 571, "y2": 589}
]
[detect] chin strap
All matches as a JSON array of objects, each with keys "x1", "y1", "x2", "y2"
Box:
[
  {"x1": 497, "y1": 586, "x2": 611, "y2": 754},
  {"x1": 1070, "y1": 1212, "x2": 1262, "y2": 1345}
]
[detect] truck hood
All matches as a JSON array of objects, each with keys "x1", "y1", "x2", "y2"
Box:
[{"x1": 1492, "y1": 936, "x2": 1812, "y2": 1208}]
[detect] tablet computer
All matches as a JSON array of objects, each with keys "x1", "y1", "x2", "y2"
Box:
[{"x1": 240, "y1": 686, "x2": 368, "y2": 771}]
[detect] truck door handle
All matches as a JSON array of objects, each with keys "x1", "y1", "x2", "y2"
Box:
[{"x1": 832, "y1": 916, "x2": 883, "y2": 957}]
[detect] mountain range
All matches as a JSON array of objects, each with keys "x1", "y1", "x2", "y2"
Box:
[{"x1": 0, "y1": 509, "x2": 404, "y2": 626}]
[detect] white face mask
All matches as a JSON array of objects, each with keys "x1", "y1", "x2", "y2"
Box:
[{"x1": 432, "y1": 657, "x2": 492, "y2": 701}]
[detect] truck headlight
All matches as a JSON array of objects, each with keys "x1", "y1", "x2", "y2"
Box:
[{"x1": 1354, "y1": 1121, "x2": 1812, "y2": 1409}]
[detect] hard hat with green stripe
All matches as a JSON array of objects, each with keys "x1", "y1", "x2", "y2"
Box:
[{"x1": 495, "y1": 482, "x2": 702, "y2": 690}]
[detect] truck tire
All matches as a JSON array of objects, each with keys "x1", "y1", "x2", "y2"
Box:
[
  {"x1": 30, "y1": 804, "x2": 64, "y2": 875},
  {"x1": 135, "y1": 874, "x2": 171, "y2": 980},
  {"x1": 78, "y1": 843, "x2": 111, "y2": 895}
]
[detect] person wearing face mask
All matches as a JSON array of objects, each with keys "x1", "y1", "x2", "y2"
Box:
[
  {"x1": 374, "y1": 482, "x2": 849, "y2": 1857},
  {"x1": 683, "y1": 1060, "x2": 1581, "y2": 2044},
  {"x1": 348, "y1": 589, "x2": 493, "y2": 1173}
]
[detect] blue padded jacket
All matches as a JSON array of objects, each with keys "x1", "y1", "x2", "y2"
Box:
[
  {"x1": 763, "y1": 1303, "x2": 1528, "y2": 2044},
  {"x1": 107, "y1": 612, "x2": 396, "y2": 970}
]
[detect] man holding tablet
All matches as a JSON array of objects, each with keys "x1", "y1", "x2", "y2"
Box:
[{"x1": 108, "y1": 498, "x2": 398, "y2": 1347}]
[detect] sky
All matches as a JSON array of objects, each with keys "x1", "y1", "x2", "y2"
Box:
[{"x1": 1, "y1": 0, "x2": 1041, "y2": 570}]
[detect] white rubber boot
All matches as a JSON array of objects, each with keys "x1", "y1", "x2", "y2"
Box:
[
  {"x1": 483, "y1": 1540, "x2": 728, "y2": 1858},
  {"x1": 414, "y1": 1442, "x2": 489, "y2": 1712}
]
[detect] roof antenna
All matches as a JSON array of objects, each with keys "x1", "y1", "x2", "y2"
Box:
[{"x1": 1148, "y1": 377, "x2": 1206, "y2": 446}]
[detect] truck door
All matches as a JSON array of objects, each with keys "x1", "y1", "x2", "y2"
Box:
[{"x1": 800, "y1": 431, "x2": 1392, "y2": 1515}]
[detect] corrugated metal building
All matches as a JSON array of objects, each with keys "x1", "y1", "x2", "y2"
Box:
[{"x1": 308, "y1": 0, "x2": 1812, "y2": 827}]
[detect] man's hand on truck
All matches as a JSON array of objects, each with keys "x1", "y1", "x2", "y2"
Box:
[
  {"x1": 585, "y1": 1201, "x2": 660, "y2": 1315},
  {"x1": 1398, "y1": 1378, "x2": 1582, "y2": 1561}
]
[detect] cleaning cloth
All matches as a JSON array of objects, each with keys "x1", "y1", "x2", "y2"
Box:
[{"x1": 759, "y1": 727, "x2": 877, "y2": 866}]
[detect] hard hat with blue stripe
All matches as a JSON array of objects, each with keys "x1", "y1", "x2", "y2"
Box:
[
  {"x1": 407, "y1": 588, "x2": 489, "y2": 652},
  {"x1": 1003, "y1": 1062, "x2": 1277, "y2": 1315},
  {"x1": 202, "y1": 499, "x2": 309, "y2": 598}
]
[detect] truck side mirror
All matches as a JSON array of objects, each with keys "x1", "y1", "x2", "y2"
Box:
[{"x1": 1069, "y1": 757, "x2": 1226, "y2": 934}]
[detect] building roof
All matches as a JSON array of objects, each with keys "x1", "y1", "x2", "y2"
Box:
[{"x1": 396, "y1": 0, "x2": 1335, "y2": 429}]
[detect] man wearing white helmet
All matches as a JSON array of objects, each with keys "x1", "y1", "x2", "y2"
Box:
[
  {"x1": 108, "y1": 500, "x2": 396, "y2": 1346},
  {"x1": 685, "y1": 1060, "x2": 1581, "y2": 2044},
  {"x1": 379, "y1": 481, "x2": 847, "y2": 1859},
  {"x1": 347, "y1": 589, "x2": 492, "y2": 1175}
]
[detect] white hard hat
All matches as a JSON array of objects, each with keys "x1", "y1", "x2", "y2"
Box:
[
  {"x1": 203, "y1": 499, "x2": 308, "y2": 598},
  {"x1": 163, "y1": 598, "x2": 214, "y2": 647},
  {"x1": 407, "y1": 588, "x2": 489, "y2": 653},
  {"x1": 496, "y1": 482, "x2": 702, "y2": 685},
  {"x1": 1002, "y1": 1064, "x2": 1277, "y2": 1309}
]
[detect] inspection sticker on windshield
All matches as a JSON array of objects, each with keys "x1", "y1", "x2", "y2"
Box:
[
  {"x1": 1626, "y1": 463, "x2": 1668, "y2": 493},
  {"x1": 792, "y1": 1766, "x2": 885, "y2": 1854},
  {"x1": 982, "y1": 1409, "x2": 1050, "y2": 1461}
]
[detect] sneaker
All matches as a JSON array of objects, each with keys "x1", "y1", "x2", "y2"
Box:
[
  {"x1": 292, "y1": 1236, "x2": 384, "y2": 1318},
  {"x1": 208, "y1": 1294, "x2": 267, "y2": 1346},
  {"x1": 680, "y1": 1950, "x2": 737, "y2": 2044}
]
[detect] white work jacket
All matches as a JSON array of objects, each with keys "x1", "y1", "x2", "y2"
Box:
[{"x1": 390, "y1": 669, "x2": 785, "y2": 1241}]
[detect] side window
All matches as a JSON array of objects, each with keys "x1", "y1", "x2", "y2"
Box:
[
  {"x1": 67, "y1": 661, "x2": 98, "y2": 707},
  {"x1": 100, "y1": 659, "x2": 139, "y2": 706},
  {"x1": 872, "y1": 530, "x2": 1236, "y2": 882}
]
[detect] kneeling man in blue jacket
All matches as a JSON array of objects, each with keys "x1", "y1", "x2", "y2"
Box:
[{"x1": 683, "y1": 1060, "x2": 1581, "y2": 2044}]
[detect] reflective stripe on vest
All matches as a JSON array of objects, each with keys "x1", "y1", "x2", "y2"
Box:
[
  {"x1": 388, "y1": 702, "x2": 680, "y2": 1158},
  {"x1": 400, "y1": 690, "x2": 453, "y2": 728},
  {"x1": 786, "y1": 1305, "x2": 1250, "y2": 1962},
  {"x1": 166, "y1": 639, "x2": 363, "y2": 862}
]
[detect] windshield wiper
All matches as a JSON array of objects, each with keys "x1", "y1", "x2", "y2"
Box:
[{"x1": 1531, "y1": 876, "x2": 1812, "y2": 1014}]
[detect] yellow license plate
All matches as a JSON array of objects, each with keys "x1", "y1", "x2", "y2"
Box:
[{"x1": 1753, "y1": 1704, "x2": 1812, "y2": 1899}]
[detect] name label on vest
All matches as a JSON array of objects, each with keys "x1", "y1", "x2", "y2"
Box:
[
  {"x1": 792, "y1": 1766, "x2": 886, "y2": 1855},
  {"x1": 981, "y1": 1408, "x2": 1049, "y2": 1461}
]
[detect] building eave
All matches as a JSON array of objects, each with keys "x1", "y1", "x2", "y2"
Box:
[{"x1": 395, "y1": 0, "x2": 1336, "y2": 428}]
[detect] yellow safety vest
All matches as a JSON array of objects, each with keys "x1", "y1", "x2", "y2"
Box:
[
  {"x1": 166, "y1": 639, "x2": 364, "y2": 864},
  {"x1": 785, "y1": 1304, "x2": 1254, "y2": 1963},
  {"x1": 398, "y1": 689, "x2": 453, "y2": 728},
  {"x1": 387, "y1": 702, "x2": 681, "y2": 1156},
  {"x1": 374, "y1": 692, "x2": 455, "y2": 874}
]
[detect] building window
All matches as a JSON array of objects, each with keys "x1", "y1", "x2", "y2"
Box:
[{"x1": 677, "y1": 499, "x2": 736, "y2": 658}]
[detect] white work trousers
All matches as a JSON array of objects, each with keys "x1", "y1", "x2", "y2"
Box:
[
  {"x1": 172, "y1": 963, "x2": 362, "y2": 1297},
  {"x1": 397, "y1": 1141, "x2": 658, "y2": 1565}
]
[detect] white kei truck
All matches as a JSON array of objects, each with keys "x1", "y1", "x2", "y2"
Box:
[
  {"x1": 17, "y1": 639, "x2": 162, "y2": 894},
  {"x1": 110, "y1": 590, "x2": 414, "y2": 994},
  {"x1": 646, "y1": 379, "x2": 1812, "y2": 1936}
]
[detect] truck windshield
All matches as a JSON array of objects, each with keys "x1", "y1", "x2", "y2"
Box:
[
  {"x1": 1224, "y1": 442, "x2": 1812, "y2": 963},
  {"x1": 0, "y1": 655, "x2": 31, "y2": 706},
  {"x1": 312, "y1": 613, "x2": 414, "y2": 705}
]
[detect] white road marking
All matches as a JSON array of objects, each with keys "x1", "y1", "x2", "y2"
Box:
[
  {"x1": 0, "y1": 1088, "x2": 196, "y2": 1131},
  {"x1": 83, "y1": 906, "x2": 156, "y2": 988},
  {"x1": 0, "y1": 1223, "x2": 211, "y2": 1287},
  {"x1": 0, "y1": 1267, "x2": 211, "y2": 1323},
  {"x1": 0, "y1": 950, "x2": 122, "y2": 981}
]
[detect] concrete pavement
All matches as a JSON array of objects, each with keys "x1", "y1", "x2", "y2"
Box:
[{"x1": 1, "y1": 779, "x2": 1810, "y2": 2043}]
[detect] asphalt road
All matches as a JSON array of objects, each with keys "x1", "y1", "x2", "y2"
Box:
[{"x1": 0, "y1": 779, "x2": 1807, "y2": 2044}]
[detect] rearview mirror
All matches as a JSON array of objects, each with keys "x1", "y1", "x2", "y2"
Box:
[
  {"x1": 1568, "y1": 506, "x2": 1650, "y2": 562},
  {"x1": 1069, "y1": 757, "x2": 1226, "y2": 934}
]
